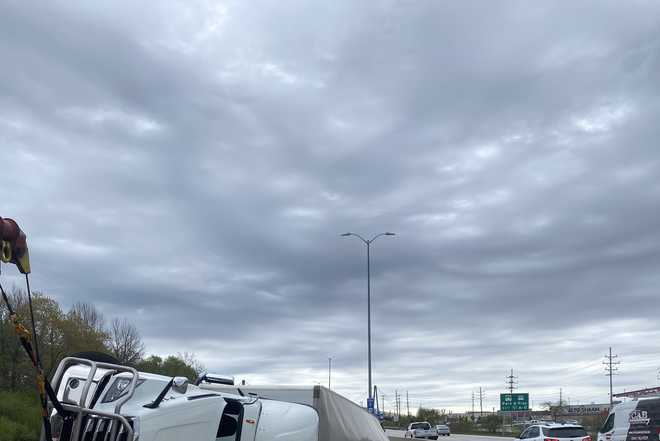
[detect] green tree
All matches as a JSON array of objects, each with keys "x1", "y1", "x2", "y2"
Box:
[
  {"x1": 451, "y1": 416, "x2": 475, "y2": 433},
  {"x1": 481, "y1": 414, "x2": 501, "y2": 433},
  {"x1": 136, "y1": 355, "x2": 164, "y2": 374},
  {"x1": 417, "y1": 407, "x2": 442, "y2": 425},
  {"x1": 109, "y1": 318, "x2": 145, "y2": 366},
  {"x1": 0, "y1": 291, "x2": 69, "y2": 390},
  {"x1": 136, "y1": 354, "x2": 204, "y2": 381},
  {"x1": 62, "y1": 302, "x2": 109, "y2": 355},
  {"x1": 543, "y1": 400, "x2": 566, "y2": 422}
]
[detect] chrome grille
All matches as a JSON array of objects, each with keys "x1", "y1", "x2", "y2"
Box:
[{"x1": 75, "y1": 416, "x2": 134, "y2": 441}]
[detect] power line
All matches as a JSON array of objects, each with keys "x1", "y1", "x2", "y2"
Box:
[{"x1": 604, "y1": 347, "x2": 620, "y2": 406}]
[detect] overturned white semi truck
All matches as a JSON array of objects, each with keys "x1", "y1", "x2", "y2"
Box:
[{"x1": 46, "y1": 357, "x2": 389, "y2": 441}]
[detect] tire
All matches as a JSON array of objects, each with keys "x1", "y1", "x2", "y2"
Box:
[{"x1": 69, "y1": 351, "x2": 120, "y2": 365}]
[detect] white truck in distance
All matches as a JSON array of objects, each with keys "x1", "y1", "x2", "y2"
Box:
[{"x1": 46, "y1": 357, "x2": 388, "y2": 441}]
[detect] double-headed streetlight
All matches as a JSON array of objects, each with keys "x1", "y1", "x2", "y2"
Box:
[{"x1": 340, "y1": 231, "x2": 395, "y2": 401}]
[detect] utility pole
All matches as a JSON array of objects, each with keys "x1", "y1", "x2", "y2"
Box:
[
  {"x1": 479, "y1": 387, "x2": 485, "y2": 417},
  {"x1": 407, "y1": 391, "x2": 410, "y2": 417},
  {"x1": 604, "y1": 347, "x2": 619, "y2": 406},
  {"x1": 471, "y1": 391, "x2": 475, "y2": 421},
  {"x1": 381, "y1": 394, "x2": 385, "y2": 414},
  {"x1": 328, "y1": 357, "x2": 332, "y2": 390},
  {"x1": 395, "y1": 390, "x2": 400, "y2": 419},
  {"x1": 394, "y1": 390, "x2": 397, "y2": 418},
  {"x1": 505, "y1": 370, "x2": 518, "y2": 432},
  {"x1": 507, "y1": 369, "x2": 518, "y2": 394}
]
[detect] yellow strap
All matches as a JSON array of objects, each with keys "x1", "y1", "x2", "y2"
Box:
[
  {"x1": 10, "y1": 314, "x2": 32, "y2": 341},
  {"x1": 16, "y1": 248, "x2": 31, "y2": 274},
  {"x1": 0, "y1": 241, "x2": 10, "y2": 263},
  {"x1": 0, "y1": 240, "x2": 31, "y2": 274},
  {"x1": 36, "y1": 374, "x2": 46, "y2": 396}
]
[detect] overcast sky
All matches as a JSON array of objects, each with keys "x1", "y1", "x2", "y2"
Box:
[{"x1": 2, "y1": 0, "x2": 660, "y2": 412}]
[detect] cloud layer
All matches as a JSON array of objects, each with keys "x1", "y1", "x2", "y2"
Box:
[{"x1": 2, "y1": 0, "x2": 660, "y2": 411}]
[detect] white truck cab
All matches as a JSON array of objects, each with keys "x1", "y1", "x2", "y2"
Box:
[
  {"x1": 597, "y1": 398, "x2": 660, "y2": 441},
  {"x1": 47, "y1": 357, "x2": 319, "y2": 441}
]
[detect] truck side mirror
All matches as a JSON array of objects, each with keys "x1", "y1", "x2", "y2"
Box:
[{"x1": 172, "y1": 377, "x2": 188, "y2": 393}]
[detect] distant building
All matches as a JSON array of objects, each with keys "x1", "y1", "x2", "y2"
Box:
[
  {"x1": 614, "y1": 387, "x2": 660, "y2": 399},
  {"x1": 563, "y1": 404, "x2": 611, "y2": 416}
]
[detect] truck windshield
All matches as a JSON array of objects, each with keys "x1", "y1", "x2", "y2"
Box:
[
  {"x1": 542, "y1": 427, "x2": 587, "y2": 438},
  {"x1": 599, "y1": 414, "x2": 615, "y2": 433}
]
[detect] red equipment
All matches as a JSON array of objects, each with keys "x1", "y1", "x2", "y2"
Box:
[{"x1": 0, "y1": 216, "x2": 31, "y2": 274}]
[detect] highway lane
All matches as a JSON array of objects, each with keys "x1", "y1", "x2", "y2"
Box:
[{"x1": 386, "y1": 430, "x2": 514, "y2": 441}]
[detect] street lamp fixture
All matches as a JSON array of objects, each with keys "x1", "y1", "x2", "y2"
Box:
[{"x1": 340, "y1": 231, "x2": 395, "y2": 401}]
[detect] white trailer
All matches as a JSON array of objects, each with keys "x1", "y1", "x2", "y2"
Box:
[{"x1": 196, "y1": 382, "x2": 389, "y2": 441}]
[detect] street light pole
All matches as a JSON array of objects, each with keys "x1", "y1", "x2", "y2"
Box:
[
  {"x1": 341, "y1": 231, "x2": 395, "y2": 401},
  {"x1": 328, "y1": 357, "x2": 332, "y2": 390},
  {"x1": 366, "y1": 241, "x2": 371, "y2": 400}
]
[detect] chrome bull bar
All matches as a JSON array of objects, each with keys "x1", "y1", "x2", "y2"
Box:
[{"x1": 47, "y1": 357, "x2": 139, "y2": 441}]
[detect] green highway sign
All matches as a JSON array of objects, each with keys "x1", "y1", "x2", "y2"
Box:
[{"x1": 500, "y1": 393, "x2": 529, "y2": 411}]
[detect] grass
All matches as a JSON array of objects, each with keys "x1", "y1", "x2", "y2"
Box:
[{"x1": 0, "y1": 390, "x2": 41, "y2": 441}]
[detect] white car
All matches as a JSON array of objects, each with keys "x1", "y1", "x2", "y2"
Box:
[
  {"x1": 435, "y1": 424, "x2": 450, "y2": 436},
  {"x1": 519, "y1": 423, "x2": 591, "y2": 441},
  {"x1": 406, "y1": 422, "x2": 438, "y2": 439}
]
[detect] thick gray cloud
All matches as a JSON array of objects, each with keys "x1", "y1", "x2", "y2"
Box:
[{"x1": 2, "y1": 0, "x2": 660, "y2": 411}]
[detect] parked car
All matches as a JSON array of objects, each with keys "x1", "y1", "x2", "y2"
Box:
[
  {"x1": 519, "y1": 423, "x2": 591, "y2": 441},
  {"x1": 406, "y1": 422, "x2": 438, "y2": 439},
  {"x1": 435, "y1": 424, "x2": 450, "y2": 436}
]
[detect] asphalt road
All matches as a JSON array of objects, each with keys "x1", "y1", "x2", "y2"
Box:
[{"x1": 386, "y1": 430, "x2": 514, "y2": 441}]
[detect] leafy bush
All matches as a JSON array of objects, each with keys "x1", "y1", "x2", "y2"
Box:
[
  {"x1": 451, "y1": 416, "x2": 475, "y2": 433},
  {"x1": 480, "y1": 414, "x2": 501, "y2": 433}
]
